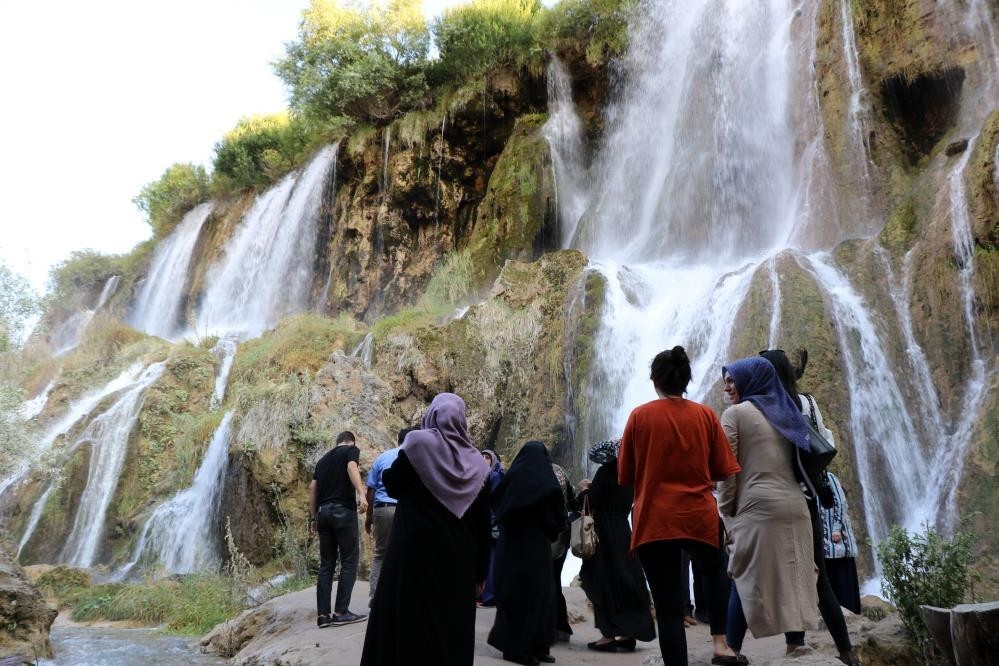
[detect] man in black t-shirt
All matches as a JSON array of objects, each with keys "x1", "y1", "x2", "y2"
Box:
[{"x1": 310, "y1": 430, "x2": 369, "y2": 627}]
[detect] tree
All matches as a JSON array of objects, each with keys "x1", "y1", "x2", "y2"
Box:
[
  {"x1": 0, "y1": 261, "x2": 38, "y2": 353},
  {"x1": 432, "y1": 0, "x2": 543, "y2": 81},
  {"x1": 0, "y1": 381, "x2": 32, "y2": 479},
  {"x1": 212, "y1": 112, "x2": 316, "y2": 191},
  {"x1": 274, "y1": 0, "x2": 431, "y2": 123},
  {"x1": 133, "y1": 163, "x2": 210, "y2": 238}
]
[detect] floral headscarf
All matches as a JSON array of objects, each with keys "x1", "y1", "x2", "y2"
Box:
[{"x1": 588, "y1": 438, "x2": 621, "y2": 465}]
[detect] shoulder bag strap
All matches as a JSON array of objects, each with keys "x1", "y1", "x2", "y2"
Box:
[{"x1": 803, "y1": 393, "x2": 819, "y2": 429}]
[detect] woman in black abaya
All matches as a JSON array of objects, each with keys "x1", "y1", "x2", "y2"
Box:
[
  {"x1": 361, "y1": 393, "x2": 491, "y2": 666},
  {"x1": 487, "y1": 441, "x2": 567, "y2": 665},
  {"x1": 576, "y1": 439, "x2": 656, "y2": 652}
]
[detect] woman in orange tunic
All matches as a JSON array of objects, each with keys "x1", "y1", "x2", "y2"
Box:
[{"x1": 618, "y1": 346, "x2": 744, "y2": 666}]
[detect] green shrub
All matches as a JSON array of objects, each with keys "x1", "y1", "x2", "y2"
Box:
[
  {"x1": 877, "y1": 523, "x2": 976, "y2": 662},
  {"x1": 541, "y1": 0, "x2": 634, "y2": 66},
  {"x1": 274, "y1": 0, "x2": 430, "y2": 124},
  {"x1": 425, "y1": 249, "x2": 474, "y2": 310},
  {"x1": 69, "y1": 576, "x2": 245, "y2": 634},
  {"x1": 432, "y1": 0, "x2": 544, "y2": 81},
  {"x1": 133, "y1": 163, "x2": 211, "y2": 238},
  {"x1": 33, "y1": 566, "x2": 92, "y2": 607},
  {"x1": 212, "y1": 112, "x2": 330, "y2": 191},
  {"x1": 0, "y1": 261, "x2": 38, "y2": 352}
]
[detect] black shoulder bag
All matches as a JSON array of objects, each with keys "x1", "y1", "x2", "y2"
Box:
[{"x1": 799, "y1": 394, "x2": 837, "y2": 508}]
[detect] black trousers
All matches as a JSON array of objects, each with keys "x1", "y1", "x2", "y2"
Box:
[
  {"x1": 316, "y1": 501, "x2": 359, "y2": 616},
  {"x1": 638, "y1": 536, "x2": 728, "y2": 666},
  {"x1": 785, "y1": 498, "x2": 852, "y2": 653}
]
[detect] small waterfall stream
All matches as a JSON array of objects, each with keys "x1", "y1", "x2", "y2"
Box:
[
  {"x1": 196, "y1": 145, "x2": 338, "y2": 337},
  {"x1": 351, "y1": 332, "x2": 374, "y2": 369},
  {"x1": 210, "y1": 337, "x2": 238, "y2": 409},
  {"x1": 62, "y1": 363, "x2": 166, "y2": 567},
  {"x1": 119, "y1": 411, "x2": 234, "y2": 576},
  {"x1": 129, "y1": 202, "x2": 214, "y2": 339},
  {"x1": 1, "y1": 363, "x2": 148, "y2": 503},
  {"x1": 49, "y1": 274, "x2": 122, "y2": 357}
]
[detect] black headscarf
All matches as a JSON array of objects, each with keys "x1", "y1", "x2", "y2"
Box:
[{"x1": 491, "y1": 441, "x2": 562, "y2": 522}]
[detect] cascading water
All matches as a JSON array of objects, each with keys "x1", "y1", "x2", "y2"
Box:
[
  {"x1": 210, "y1": 337, "x2": 238, "y2": 409},
  {"x1": 541, "y1": 56, "x2": 589, "y2": 247},
  {"x1": 802, "y1": 253, "x2": 930, "y2": 540},
  {"x1": 61, "y1": 363, "x2": 166, "y2": 567},
  {"x1": 129, "y1": 202, "x2": 214, "y2": 339},
  {"x1": 1, "y1": 363, "x2": 147, "y2": 503},
  {"x1": 351, "y1": 332, "x2": 374, "y2": 369},
  {"x1": 18, "y1": 380, "x2": 56, "y2": 421},
  {"x1": 545, "y1": 0, "x2": 998, "y2": 573},
  {"x1": 196, "y1": 145, "x2": 338, "y2": 337},
  {"x1": 49, "y1": 274, "x2": 122, "y2": 356},
  {"x1": 118, "y1": 411, "x2": 234, "y2": 576}
]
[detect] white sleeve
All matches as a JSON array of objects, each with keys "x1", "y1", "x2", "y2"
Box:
[{"x1": 800, "y1": 394, "x2": 835, "y2": 447}]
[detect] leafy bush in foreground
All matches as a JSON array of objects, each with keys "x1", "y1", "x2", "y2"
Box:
[{"x1": 877, "y1": 523, "x2": 976, "y2": 662}]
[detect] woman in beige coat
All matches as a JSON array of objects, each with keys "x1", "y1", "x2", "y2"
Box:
[{"x1": 718, "y1": 357, "x2": 818, "y2": 652}]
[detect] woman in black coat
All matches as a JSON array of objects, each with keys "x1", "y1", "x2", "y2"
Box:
[
  {"x1": 487, "y1": 441, "x2": 567, "y2": 665},
  {"x1": 361, "y1": 393, "x2": 491, "y2": 666},
  {"x1": 577, "y1": 439, "x2": 656, "y2": 652}
]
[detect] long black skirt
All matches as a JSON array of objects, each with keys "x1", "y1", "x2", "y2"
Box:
[{"x1": 826, "y1": 557, "x2": 861, "y2": 615}]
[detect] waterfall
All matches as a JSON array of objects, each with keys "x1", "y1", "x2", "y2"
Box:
[
  {"x1": 765, "y1": 257, "x2": 782, "y2": 349},
  {"x1": 381, "y1": 126, "x2": 392, "y2": 196},
  {"x1": 49, "y1": 274, "x2": 122, "y2": 356},
  {"x1": 351, "y1": 332, "x2": 374, "y2": 369},
  {"x1": 838, "y1": 0, "x2": 872, "y2": 169},
  {"x1": 546, "y1": 0, "x2": 999, "y2": 574},
  {"x1": 803, "y1": 253, "x2": 930, "y2": 545},
  {"x1": 1, "y1": 363, "x2": 147, "y2": 503},
  {"x1": 18, "y1": 380, "x2": 56, "y2": 421},
  {"x1": 541, "y1": 56, "x2": 589, "y2": 247},
  {"x1": 196, "y1": 145, "x2": 338, "y2": 338},
  {"x1": 210, "y1": 337, "x2": 238, "y2": 409},
  {"x1": 16, "y1": 485, "x2": 54, "y2": 558},
  {"x1": 61, "y1": 363, "x2": 166, "y2": 567},
  {"x1": 118, "y1": 411, "x2": 234, "y2": 577},
  {"x1": 129, "y1": 202, "x2": 214, "y2": 339}
]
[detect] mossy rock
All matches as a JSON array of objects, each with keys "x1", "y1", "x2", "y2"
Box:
[
  {"x1": 18, "y1": 445, "x2": 91, "y2": 565},
  {"x1": 467, "y1": 115, "x2": 558, "y2": 288},
  {"x1": 956, "y1": 371, "x2": 999, "y2": 599},
  {"x1": 33, "y1": 566, "x2": 92, "y2": 607}
]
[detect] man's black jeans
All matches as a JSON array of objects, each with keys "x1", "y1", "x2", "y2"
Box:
[{"x1": 316, "y1": 501, "x2": 360, "y2": 617}]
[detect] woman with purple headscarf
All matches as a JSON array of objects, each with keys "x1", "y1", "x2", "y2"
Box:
[
  {"x1": 361, "y1": 393, "x2": 491, "y2": 666},
  {"x1": 717, "y1": 357, "x2": 818, "y2": 658}
]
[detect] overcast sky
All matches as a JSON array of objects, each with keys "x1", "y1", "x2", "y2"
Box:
[{"x1": 0, "y1": 0, "x2": 461, "y2": 292}]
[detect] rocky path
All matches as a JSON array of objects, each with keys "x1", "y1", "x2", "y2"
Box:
[{"x1": 201, "y1": 582, "x2": 909, "y2": 665}]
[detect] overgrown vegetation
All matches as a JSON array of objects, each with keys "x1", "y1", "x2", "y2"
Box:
[
  {"x1": 133, "y1": 163, "x2": 211, "y2": 238},
  {"x1": 0, "y1": 260, "x2": 38, "y2": 353},
  {"x1": 432, "y1": 0, "x2": 544, "y2": 81},
  {"x1": 878, "y1": 523, "x2": 977, "y2": 662}
]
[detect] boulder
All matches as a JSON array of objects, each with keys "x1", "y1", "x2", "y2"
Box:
[
  {"x1": 951, "y1": 601, "x2": 999, "y2": 666},
  {"x1": 945, "y1": 138, "x2": 969, "y2": 156},
  {"x1": 0, "y1": 530, "x2": 57, "y2": 659},
  {"x1": 919, "y1": 605, "x2": 956, "y2": 663}
]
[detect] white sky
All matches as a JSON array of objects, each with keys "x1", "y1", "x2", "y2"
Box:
[{"x1": 0, "y1": 0, "x2": 462, "y2": 293}]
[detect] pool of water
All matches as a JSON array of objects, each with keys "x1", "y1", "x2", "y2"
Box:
[{"x1": 40, "y1": 625, "x2": 224, "y2": 665}]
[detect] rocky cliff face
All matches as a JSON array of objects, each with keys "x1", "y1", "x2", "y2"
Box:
[{"x1": 0, "y1": 530, "x2": 56, "y2": 660}]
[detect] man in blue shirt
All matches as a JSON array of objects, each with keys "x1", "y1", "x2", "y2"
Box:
[{"x1": 364, "y1": 426, "x2": 416, "y2": 606}]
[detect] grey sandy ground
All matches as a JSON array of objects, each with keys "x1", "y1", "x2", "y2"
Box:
[{"x1": 206, "y1": 581, "x2": 847, "y2": 665}]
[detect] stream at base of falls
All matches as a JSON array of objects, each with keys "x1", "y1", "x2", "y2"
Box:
[{"x1": 40, "y1": 624, "x2": 223, "y2": 666}]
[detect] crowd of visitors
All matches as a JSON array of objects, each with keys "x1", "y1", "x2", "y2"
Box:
[{"x1": 311, "y1": 347, "x2": 863, "y2": 666}]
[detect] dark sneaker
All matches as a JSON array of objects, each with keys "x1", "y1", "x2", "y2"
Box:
[
  {"x1": 331, "y1": 610, "x2": 367, "y2": 626},
  {"x1": 317, "y1": 614, "x2": 333, "y2": 628}
]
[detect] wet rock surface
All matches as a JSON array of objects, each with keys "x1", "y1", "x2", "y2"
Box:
[{"x1": 0, "y1": 531, "x2": 57, "y2": 660}]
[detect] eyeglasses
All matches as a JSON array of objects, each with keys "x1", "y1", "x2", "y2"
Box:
[{"x1": 759, "y1": 349, "x2": 785, "y2": 356}]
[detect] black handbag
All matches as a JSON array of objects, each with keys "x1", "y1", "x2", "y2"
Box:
[{"x1": 798, "y1": 394, "x2": 837, "y2": 508}]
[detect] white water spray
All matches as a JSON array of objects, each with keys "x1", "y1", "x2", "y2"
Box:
[
  {"x1": 62, "y1": 363, "x2": 166, "y2": 567},
  {"x1": 130, "y1": 203, "x2": 214, "y2": 339},
  {"x1": 118, "y1": 411, "x2": 234, "y2": 576},
  {"x1": 197, "y1": 146, "x2": 338, "y2": 338}
]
